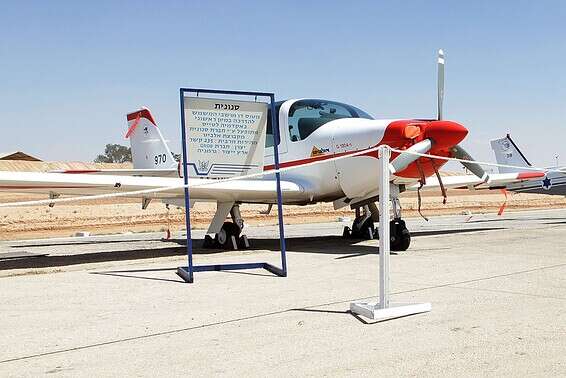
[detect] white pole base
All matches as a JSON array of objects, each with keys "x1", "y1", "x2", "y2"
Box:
[{"x1": 350, "y1": 301, "x2": 431, "y2": 321}]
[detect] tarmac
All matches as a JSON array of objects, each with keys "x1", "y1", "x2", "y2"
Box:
[{"x1": 1, "y1": 209, "x2": 565, "y2": 377}]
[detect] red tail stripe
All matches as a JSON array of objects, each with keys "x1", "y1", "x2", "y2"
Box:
[
  {"x1": 125, "y1": 108, "x2": 157, "y2": 139},
  {"x1": 125, "y1": 113, "x2": 141, "y2": 139},
  {"x1": 126, "y1": 108, "x2": 157, "y2": 125}
]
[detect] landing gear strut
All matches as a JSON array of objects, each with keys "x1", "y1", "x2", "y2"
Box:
[
  {"x1": 203, "y1": 204, "x2": 250, "y2": 250},
  {"x1": 343, "y1": 198, "x2": 411, "y2": 251}
]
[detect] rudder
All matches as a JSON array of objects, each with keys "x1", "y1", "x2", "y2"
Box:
[
  {"x1": 126, "y1": 107, "x2": 176, "y2": 170},
  {"x1": 490, "y1": 134, "x2": 531, "y2": 173}
]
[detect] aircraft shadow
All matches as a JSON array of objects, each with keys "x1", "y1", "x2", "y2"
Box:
[
  {"x1": 0, "y1": 246, "x2": 186, "y2": 271},
  {"x1": 464, "y1": 217, "x2": 563, "y2": 224},
  {"x1": 0, "y1": 227, "x2": 503, "y2": 271},
  {"x1": 9, "y1": 238, "x2": 161, "y2": 249},
  {"x1": 246, "y1": 227, "x2": 503, "y2": 256}
]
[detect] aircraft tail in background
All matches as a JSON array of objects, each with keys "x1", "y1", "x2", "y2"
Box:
[
  {"x1": 490, "y1": 134, "x2": 532, "y2": 174},
  {"x1": 126, "y1": 107, "x2": 177, "y2": 170}
]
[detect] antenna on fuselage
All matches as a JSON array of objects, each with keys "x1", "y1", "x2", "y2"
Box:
[{"x1": 437, "y1": 49, "x2": 445, "y2": 121}]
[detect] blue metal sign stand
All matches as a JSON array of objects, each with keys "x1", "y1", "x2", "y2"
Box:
[{"x1": 176, "y1": 88, "x2": 287, "y2": 283}]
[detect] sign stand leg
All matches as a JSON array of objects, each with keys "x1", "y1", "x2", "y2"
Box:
[
  {"x1": 350, "y1": 145, "x2": 431, "y2": 320},
  {"x1": 270, "y1": 94, "x2": 287, "y2": 277},
  {"x1": 177, "y1": 88, "x2": 194, "y2": 283}
]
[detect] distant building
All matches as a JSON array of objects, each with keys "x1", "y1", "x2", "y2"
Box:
[{"x1": 0, "y1": 151, "x2": 43, "y2": 162}]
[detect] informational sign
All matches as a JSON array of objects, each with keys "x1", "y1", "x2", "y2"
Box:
[{"x1": 184, "y1": 97, "x2": 268, "y2": 178}]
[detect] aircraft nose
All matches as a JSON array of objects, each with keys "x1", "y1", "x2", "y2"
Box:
[{"x1": 424, "y1": 120, "x2": 468, "y2": 149}]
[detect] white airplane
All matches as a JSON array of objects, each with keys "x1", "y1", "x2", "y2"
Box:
[
  {"x1": 491, "y1": 134, "x2": 566, "y2": 196},
  {"x1": 0, "y1": 51, "x2": 543, "y2": 251}
]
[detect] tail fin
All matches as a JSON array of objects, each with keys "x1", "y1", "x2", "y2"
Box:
[
  {"x1": 490, "y1": 134, "x2": 531, "y2": 173},
  {"x1": 126, "y1": 108, "x2": 176, "y2": 170}
]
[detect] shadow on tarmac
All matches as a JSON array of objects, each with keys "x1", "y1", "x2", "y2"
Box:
[
  {"x1": 464, "y1": 217, "x2": 563, "y2": 224},
  {"x1": 9, "y1": 238, "x2": 159, "y2": 249},
  {"x1": 289, "y1": 307, "x2": 428, "y2": 325},
  {"x1": 0, "y1": 227, "x2": 503, "y2": 271},
  {"x1": 544, "y1": 221, "x2": 566, "y2": 225}
]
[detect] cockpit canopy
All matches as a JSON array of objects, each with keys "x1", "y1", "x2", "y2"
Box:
[{"x1": 267, "y1": 99, "x2": 374, "y2": 146}]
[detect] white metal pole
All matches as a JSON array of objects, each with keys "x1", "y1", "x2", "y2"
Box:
[{"x1": 378, "y1": 145, "x2": 391, "y2": 309}]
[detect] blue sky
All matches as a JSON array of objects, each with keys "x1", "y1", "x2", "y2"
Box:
[{"x1": 1, "y1": 1, "x2": 565, "y2": 168}]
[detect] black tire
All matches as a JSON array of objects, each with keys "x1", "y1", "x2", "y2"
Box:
[
  {"x1": 202, "y1": 234, "x2": 215, "y2": 249},
  {"x1": 351, "y1": 217, "x2": 375, "y2": 239},
  {"x1": 215, "y1": 222, "x2": 241, "y2": 249},
  {"x1": 390, "y1": 219, "x2": 411, "y2": 251}
]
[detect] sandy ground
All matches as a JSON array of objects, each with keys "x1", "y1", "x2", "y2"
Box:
[{"x1": 1, "y1": 189, "x2": 565, "y2": 240}]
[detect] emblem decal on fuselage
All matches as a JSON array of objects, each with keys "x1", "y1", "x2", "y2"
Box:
[
  {"x1": 542, "y1": 176, "x2": 552, "y2": 190},
  {"x1": 311, "y1": 146, "x2": 330, "y2": 157}
]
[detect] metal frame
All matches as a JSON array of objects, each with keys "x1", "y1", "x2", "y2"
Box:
[
  {"x1": 176, "y1": 88, "x2": 287, "y2": 283},
  {"x1": 350, "y1": 145, "x2": 431, "y2": 320}
]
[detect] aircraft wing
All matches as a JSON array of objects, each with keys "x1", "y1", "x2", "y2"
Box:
[
  {"x1": 408, "y1": 171, "x2": 546, "y2": 191},
  {"x1": 0, "y1": 171, "x2": 308, "y2": 204}
]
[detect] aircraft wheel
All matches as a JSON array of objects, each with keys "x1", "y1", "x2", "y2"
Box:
[
  {"x1": 390, "y1": 219, "x2": 411, "y2": 251},
  {"x1": 202, "y1": 234, "x2": 215, "y2": 248},
  {"x1": 351, "y1": 217, "x2": 375, "y2": 239},
  {"x1": 215, "y1": 222, "x2": 241, "y2": 249}
]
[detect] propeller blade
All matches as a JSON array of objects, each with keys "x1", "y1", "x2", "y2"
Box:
[
  {"x1": 390, "y1": 139, "x2": 433, "y2": 174},
  {"x1": 437, "y1": 49, "x2": 445, "y2": 121},
  {"x1": 450, "y1": 145, "x2": 488, "y2": 180}
]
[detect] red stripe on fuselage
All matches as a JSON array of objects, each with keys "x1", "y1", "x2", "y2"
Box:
[{"x1": 263, "y1": 148, "x2": 365, "y2": 171}]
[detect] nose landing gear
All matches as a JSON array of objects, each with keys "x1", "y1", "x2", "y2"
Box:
[
  {"x1": 389, "y1": 196, "x2": 411, "y2": 251},
  {"x1": 389, "y1": 218, "x2": 411, "y2": 251}
]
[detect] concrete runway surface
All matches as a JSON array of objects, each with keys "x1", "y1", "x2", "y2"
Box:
[{"x1": 1, "y1": 209, "x2": 565, "y2": 376}]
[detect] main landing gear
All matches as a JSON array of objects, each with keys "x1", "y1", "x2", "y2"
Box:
[
  {"x1": 343, "y1": 204, "x2": 378, "y2": 240},
  {"x1": 343, "y1": 198, "x2": 411, "y2": 251},
  {"x1": 203, "y1": 204, "x2": 250, "y2": 250}
]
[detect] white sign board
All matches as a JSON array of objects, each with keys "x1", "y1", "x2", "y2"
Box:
[{"x1": 184, "y1": 97, "x2": 268, "y2": 178}]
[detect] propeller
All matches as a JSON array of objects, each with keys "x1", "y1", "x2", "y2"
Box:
[
  {"x1": 436, "y1": 49, "x2": 488, "y2": 181},
  {"x1": 387, "y1": 50, "x2": 487, "y2": 181},
  {"x1": 390, "y1": 139, "x2": 432, "y2": 173},
  {"x1": 437, "y1": 49, "x2": 445, "y2": 121},
  {"x1": 450, "y1": 145, "x2": 488, "y2": 180}
]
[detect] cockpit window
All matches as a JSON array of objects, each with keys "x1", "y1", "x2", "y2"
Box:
[
  {"x1": 288, "y1": 99, "x2": 373, "y2": 141},
  {"x1": 350, "y1": 105, "x2": 374, "y2": 120}
]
